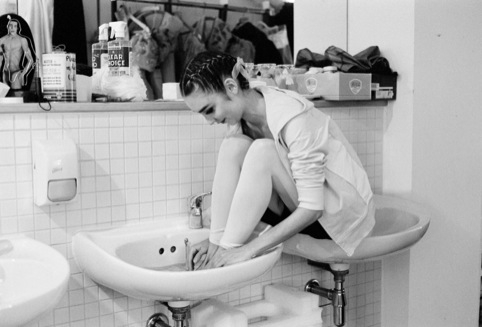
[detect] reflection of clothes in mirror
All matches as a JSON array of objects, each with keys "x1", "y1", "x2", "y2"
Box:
[
  {"x1": 193, "y1": 17, "x2": 256, "y2": 63},
  {"x1": 226, "y1": 35, "x2": 255, "y2": 63},
  {"x1": 18, "y1": 0, "x2": 53, "y2": 57},
  {"x1": 263, "y1": 2, "x2": 294, "y2": 57},
  {"x1": 232, "y1": 22, "x2": 282, "y2": 64},
  {"x1": 129, "y1": 9, "x2": 184, "y2": 99},
  {"x1": 256, "y1": 22, "x2": 292, "y2": 64},
  {"x1": 52, "y1": 0, "x2": 87, "y2": 64},
  {"x1": 193, "y1": 17, "x2": 231, "y2": 54},
  {"x1": 175, "y1": 31, "x2": 206, "y2": 81}
]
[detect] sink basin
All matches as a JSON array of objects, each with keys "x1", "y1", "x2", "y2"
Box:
[
  {"x1": 0, "y1": 235, "x2": 70, "y2": 327},
  {"x1": 283, "y1": 194, "x2": 431, "y2": 264},
  {"x1": 72, "y1": 219, "x2": 282, "y2": 302}
]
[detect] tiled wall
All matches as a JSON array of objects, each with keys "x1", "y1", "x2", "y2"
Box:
[{"x1": 0, "y1": 106, "x2": 383, "y2": 327}]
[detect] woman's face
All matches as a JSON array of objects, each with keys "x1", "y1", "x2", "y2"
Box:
[{"x1": 184, "y1": 87, "x2": 243, "y2": 126}]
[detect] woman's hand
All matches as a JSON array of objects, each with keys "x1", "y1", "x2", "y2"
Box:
[
  {"x1": 187, "y1": 239, "x2": 220, "y2": 270},
  {"x1": 203, "y1": 245, "x2": 255, "y2": 269}
]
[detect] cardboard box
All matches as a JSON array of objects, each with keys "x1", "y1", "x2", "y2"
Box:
[
  {"x1": 288, "y1": 72, "x2": 372, "y2": 100},
  {"x1": 371, "y1": 73, "x2": 398, "y2": 100}
]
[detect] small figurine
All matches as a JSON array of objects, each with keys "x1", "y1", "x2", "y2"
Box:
[{"x1": 0, "y1": 14, "x2": 36, "y2": 95}]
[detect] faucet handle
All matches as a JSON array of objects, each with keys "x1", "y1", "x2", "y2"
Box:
[{"x1": 188, "y1": 191, "x2": 212, "y2": 210}]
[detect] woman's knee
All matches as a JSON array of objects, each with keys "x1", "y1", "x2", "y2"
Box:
[
  {"x1": 218, "y1": 135, "x2": 253, "y2": 164},
  {"x1": 244, "y1": 139, "x2": 278, "y2": 167}
]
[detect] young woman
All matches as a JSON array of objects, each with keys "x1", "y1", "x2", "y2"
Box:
[{"x1": 180, "y1": 51, "x2": 375, "y2": 270}]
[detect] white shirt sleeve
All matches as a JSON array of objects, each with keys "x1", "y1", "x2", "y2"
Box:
[{"x1": 280, "y1": 109, "x2": 329, "y2": 211}]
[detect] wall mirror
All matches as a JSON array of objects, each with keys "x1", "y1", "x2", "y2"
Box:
[{"x1": 0, "y1": 0, "x2": 297, "y2": 106}]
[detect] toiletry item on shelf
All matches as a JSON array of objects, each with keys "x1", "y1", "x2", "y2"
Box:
[
  {"x1": 162, "y1": 83, "x2": 182, "y2": 100},
  {"x1": 108, "y1": 21, "x2": 131, "y2": 77},
  {"x1": 76, "y1": 75, "x2": 92, "y2": 102},
  {"x1": 92, "y1": 23, "x2": 109, "y2": 95},
  {"x1": 41, "y1": 51, "x2": 77, "y2": 102}
]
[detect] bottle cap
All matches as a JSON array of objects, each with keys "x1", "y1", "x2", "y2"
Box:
[
  {"x1": 99, "y1": 23, "x2": 109, "y2": 41},
  {"x1": 109, "y1": 21, "x2": 127, "y2": 39}
]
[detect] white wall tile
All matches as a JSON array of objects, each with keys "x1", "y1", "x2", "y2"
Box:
[{"x1": 0, "y1": 108, "x2": 383, "y2": 327}]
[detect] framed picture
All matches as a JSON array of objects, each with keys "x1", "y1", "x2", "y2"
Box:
[{"x1": 0, "y1": 13, "x2": 36, "y2": 92}]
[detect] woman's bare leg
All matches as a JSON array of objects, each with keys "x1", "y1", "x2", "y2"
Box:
[
  {"x1": 219, "y1": 139, "x2": 299, "y2": 248},
  {"x1": 209, "y1": 135, "x2": 253, "y2": 244}
]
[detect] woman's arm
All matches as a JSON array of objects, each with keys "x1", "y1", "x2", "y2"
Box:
[{"x1": 205, "y1": 207, "x2": 322, "y2": 268}]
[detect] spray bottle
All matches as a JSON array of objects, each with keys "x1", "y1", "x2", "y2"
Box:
[
  {"x1": 108, "y1": 21, "x2": 131, "y2": 77},
  {"x1": 92, "y1": 23, "x2": 109, "y2": 94}
]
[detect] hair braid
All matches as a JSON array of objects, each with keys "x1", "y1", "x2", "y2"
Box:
[{"x1": 180, "y1": 51, "x2": 249, "y2": 97}]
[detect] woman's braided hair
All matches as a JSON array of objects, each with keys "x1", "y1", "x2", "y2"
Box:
[{"x1": 180, "y1": 51, "x2": 250, "y2": 97}]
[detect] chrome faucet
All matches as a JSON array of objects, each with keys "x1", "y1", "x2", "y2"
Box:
[{"x1": 187, "y1": 191, "x2": 212, "y2": 229}]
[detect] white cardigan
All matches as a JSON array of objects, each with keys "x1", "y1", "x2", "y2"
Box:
[{"x1": 259, "y1": 86, "x2": 375, "y2": 256}]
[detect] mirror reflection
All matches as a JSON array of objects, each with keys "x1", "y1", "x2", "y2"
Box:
[{"x1": 2, "y1": 0, "x2": 294, "y2": 102}]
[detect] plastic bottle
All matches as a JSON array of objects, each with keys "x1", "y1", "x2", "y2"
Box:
[
  {"x1": 92, "y1": 23, "x2": 109, "y2": 72},
  {"x1": 91, "y1": 23, "x2": 109, "y2": 94},
  {"x1": 108, "y1": 21, "x2": 131, "y2": 77}
]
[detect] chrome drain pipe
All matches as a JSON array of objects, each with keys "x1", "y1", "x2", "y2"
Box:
[
  {"x1": 305, "y1": 268, "x2": 349, "y2": 327},
  {"x1": 168, "y1": 305, "x2": 191, "y2": 327}
]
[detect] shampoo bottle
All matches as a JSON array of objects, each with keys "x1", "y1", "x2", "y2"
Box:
[
  {"x1": 108, "y1": 21, "x2": 131, "y2": 77},
  {"x1": 91, "y1": 23, "x2": 109, "y2": 94}
]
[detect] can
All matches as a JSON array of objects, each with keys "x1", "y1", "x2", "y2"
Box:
[{"x1": 41, "y1": 52, "x2": 76, "y2": 102}]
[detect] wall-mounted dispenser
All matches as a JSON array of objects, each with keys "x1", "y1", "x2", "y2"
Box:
[{"x1": 32, "y1": 138, "x2": 79, "y2": 206}]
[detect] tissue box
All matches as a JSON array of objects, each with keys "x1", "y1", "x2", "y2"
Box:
[
  {"x1": 288, "y1": 72, "x2": 371, "y2": 100},
  {"x1": 371, "y1": 73, "x2": 397, "y2": 100}
]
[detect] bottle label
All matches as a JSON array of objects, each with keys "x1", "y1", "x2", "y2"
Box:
[
  {"x1": 92, "y1": 49, "x2": 108, "y2": 71},
  {"x1": 108, "y1": 45, "x2": 130, "y2": 76}
]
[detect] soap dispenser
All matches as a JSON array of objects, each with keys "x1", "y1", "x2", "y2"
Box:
[{"x1": 32, "y1": 138, "x2": 80, "y2": 206}]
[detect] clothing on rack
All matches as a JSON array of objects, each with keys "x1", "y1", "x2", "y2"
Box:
[
  {"x1": 52, "y1": 0, "x2": 87, "y2": 64},
  {"x1": 193, "y1": 17, "x2": 231, "y2": 54},
  {"x1": 18, "y1": 0, "x2": 53, "y2": 58},
  {"x1": 193, "y1": 16, "x2": 256, "y2": 63},
  {"x1": 226, "y1": 35, "x2": 255, "y2": 63},
  {"x1": 256, "y1": 21, "x2": 292, "y2": 64},
  {"x1": 175, "y1": 30, "x2": 206, "y2": 80},
  {"x1": 232, "y1": 21, "x2": 282, "y2": 64},
  {"x1": 127, "y1": 7, "x2": 185, "y2": 98},
  {"x1": 129, "y1": 8, "x2": 184, "y2": 64},
  {"x1": 115, "y1": 1, "x2": 275, "y2": 99},
  {"x1": 263, "y1": 2, "x2": 293, "y2": 57}
]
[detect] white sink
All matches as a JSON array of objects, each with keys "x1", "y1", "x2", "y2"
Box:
[
  {"x1": 72, "y1": 219, "x2": 282, "y2": 302},
  {"x1": 0, "y1": 235, "x2": 70, "y2": 327},
  {"x1": 283, "y1": 194, "x2": 431, "y2": 264}
]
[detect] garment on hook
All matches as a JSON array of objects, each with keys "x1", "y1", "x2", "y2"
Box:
[
  {"x1": 226, "y1": 35, "x2": 255, "y2": 63},
  {"x1": 129, "y1": 9, "x2": 184, "y2": 64},
  {"x1": 175, "y1": 31, "x2": 206, "y2": 80},
  {"x1": 232, "y1": 21, "x2": 282, "y2": 64},
  {"x1": 193, "y1": 16, "x2": 231, "y2": 53},
  {"x1": 256, "y1": 21, "x2": 292, "y2": 64},
  {"x1": 193, "y1": 16, "x2": 255, "y2": 63}
]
